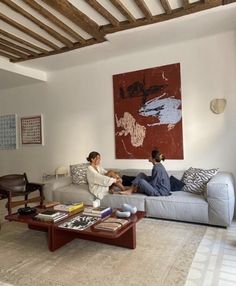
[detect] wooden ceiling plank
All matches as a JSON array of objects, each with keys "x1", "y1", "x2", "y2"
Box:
[
  {"x1": 102, "y1": 0, "x2": 223, "y2": 33},
  {"x1": 134, "y1": 0, "x2": 153, "y2": 20},
  {"x1": 1, "y1": 0, "x2": 73, "y2": 48},
  {"x1": 22, "y1": 0, "x2": 85, "y2": 44},
  {"x1": 0, "y1": 42, "x2": 28, "y2": 59},
  {"x1": 87, "y1": 0, "x2": 120, "y2": 27},
  {"x1": 0, "y1": 50, "x2": 19, "y2": 61},
  {"x1": 42, "y1": 0, "x2": 104, "y2": 41},
  {"x1": 11, "y1": 38, "x2": 106, "y2": 63},
  {"x1": 223, "y1": 0, "x2": 236, "y2": 4},
  {"x1": 0, "y1": 37, "x2": 39, "y2": 56},
  {"x1": 110, "y1": 0, "x2": 136, "y2": 22},
  {"x1": 160, "y1": 0, "x2": 173, "y2": 15},
  {"x1": 0, "y1": 12, "x2": 59, "y2": 50},
  {"x1": 0, "y1": 29, "x2": 48, "y2": 54}
]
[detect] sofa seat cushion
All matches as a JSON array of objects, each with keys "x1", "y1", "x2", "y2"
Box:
[
  {"x1": 52, "y1": 183, "x2": 94, "y2": 205},
  {"x1": 101, "y1": 193, "x2": 146, "y2": 211},
  {"x1": 145, "y1": 191, "x2": 208, "y2": 224}
]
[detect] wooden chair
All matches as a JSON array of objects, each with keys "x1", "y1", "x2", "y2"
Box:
[{"x1": 0, "y1": 173, "x2": 44, "y2": 215}]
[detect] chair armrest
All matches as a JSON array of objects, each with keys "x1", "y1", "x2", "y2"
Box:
[
  {"x1": 26, "y1": 182, "x2": 44, "y2": 192},
  {"x1": 206, "y1": 172, "x2": 235, "y2": 226}
]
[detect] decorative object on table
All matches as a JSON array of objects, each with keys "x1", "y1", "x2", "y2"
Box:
[
  {"x1": 21, "y1": 115, "x2": 43, "y2": 145},
  {"x1": 0, "y1": 114, "x2": 17, "y2": 150},
  {"x1": 94, "y1": 217, "x2": 129, "y2": 232},
  {"x1": 170, "y1": 175, "x2": 185, "y2": 192},
  {"x1": 113, "y1": 63, "x2": 183, "y2": 159},
  {"x1": 0, "y1": 173, "x2": 44, "y2": 215},
  {"x1": 182, "y1": 167, "x2": 218, "y2": 194},
  {"x1": 35, "y1": 210, "x2": 68, "y2": 223},
  {"x1": 83, "y1": 206, "x2": 112, "y2": 218},
  {"x1": 210, "y1": 98, "x2": 226, "y2": 114},
  {"x1": 18, "y1": 206, "x2": 37, "y2": 215},
  {"x1": 122, "y1": 203, "x2": 137, "y2": 214},
  {"x1": 70, "y1": 163, "x2": 89, "y2": 184},
  {"x1": 116, "y1": 210, "x2": 131, "y2": 218},
  {"x1": 53, "y1": 202, "x2": 84, "y2": 212},
  {"x1": 92, "y1": 198, "x2": 100, "y2": 208},
  {"x1": 55, "y1": 166, "x2": 68, "y2": 178},
  {"x1": 58, "y1": 215, "x2": 99, "y2": 230}
]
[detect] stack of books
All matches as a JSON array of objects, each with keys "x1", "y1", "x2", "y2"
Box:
[
  {"x1": 35, "y1": 210, "x2": 68, "y2": 223},
  {"x1": 53, "y1": 202, "x2": 84, "y2": 212},
  {"x1": 94, "y1": 217, "x2": 129, "y2": 232},
  {"x1": 83, "y1": 206, "x2": 112, "y2": 218}
]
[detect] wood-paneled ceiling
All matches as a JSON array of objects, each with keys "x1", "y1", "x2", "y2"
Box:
[{"x1": 0, "y1": 0, "x2": 235, "y2": 63}]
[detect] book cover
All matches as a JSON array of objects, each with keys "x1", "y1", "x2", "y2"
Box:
[
  {"x1": 94, "y1": 217, "x2": 129, "y2": 232},
  {"x1": 83, "y1": 208, "x2": 112, "y2": 218},
  {"x1": 54, "y1": 202, "x2": 84, "y2": 212}
]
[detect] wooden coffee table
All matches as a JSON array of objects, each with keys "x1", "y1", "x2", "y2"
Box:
[{"x1": 5, "y1": 208, "x2": 145, "y2": 251}]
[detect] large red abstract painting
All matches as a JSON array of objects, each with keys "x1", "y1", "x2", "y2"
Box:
[{"x1": 113, "y1": 63, "x2": 183, "y2": 159}]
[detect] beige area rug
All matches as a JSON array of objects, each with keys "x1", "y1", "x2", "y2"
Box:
[{"x1": 0, "y1": 219, "x2": 206, "y2": 286}]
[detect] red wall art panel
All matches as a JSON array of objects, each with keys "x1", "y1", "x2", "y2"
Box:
[{"x1": 113, "y1": 63, "x2": 183, "y2": 159}]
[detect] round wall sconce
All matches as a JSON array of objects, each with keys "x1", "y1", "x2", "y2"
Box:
[{"x1": 210, "y1": 99, "x2": 227, "y2": 114}]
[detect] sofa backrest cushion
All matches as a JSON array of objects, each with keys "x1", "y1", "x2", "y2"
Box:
[
  {"x1": 170, "y1": 175, "x2": 185, "y2": 192},
  {"x1": 70, "y1": 163, "x2": 89, "y2": 185},
  {"x1": 182, "y1": 167, "x2": 218, "y2": 194}
]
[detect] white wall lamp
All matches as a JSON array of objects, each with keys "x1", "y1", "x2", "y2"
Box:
[{"x1": 210, "y1": 99, "x2": 227, "y2": 114}]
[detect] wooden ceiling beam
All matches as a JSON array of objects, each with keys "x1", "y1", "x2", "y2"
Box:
[
  {"x1": 160, "y1": 0, "x2": 173, "y2": 15},
  {"x1": 1, "y1": 0, "x2": 73, "y2": 48},
  {"x1": 87, "y1": 0, "x2": 120, "y2": 27},
  {"x1": 0, "y1": 43, "x2": 28, "y2": 59},
  {"x1": 11, "y1": 38, "x2": 106, "y2": 63},
  {"x1": 222, "y1": 0, "x2": 236, "y2": 3},
  {"x1": 134, "y1": 0, "x2": 153, "y2": 20},
  {"x1": 182, "y1": 0, "x2": 190, "y2": 9},
  {"x1": 110, "y1": 0, "x2": 136, "y2": 22},
  {"x1": 0, "y1": 37, "x2": 39, "y2": 56},
  {"x1": 0, "y1": 29, "x2": 48, "y2": 54},
  {"x1": 22, "y1": 0, "x2": 86, "y2": 44},
  {"x1": 0, "y1": 13, "x2": 59, "y2": 50},
  {"x1": 41, "y1": 0, "x2": 104, "y2": 41},
  {"x1": 0, "y1": 50, "x2": 19, "y2": 61},
  {"x1": 102, "y1": 0, "x2": 222, "y2": 34}
]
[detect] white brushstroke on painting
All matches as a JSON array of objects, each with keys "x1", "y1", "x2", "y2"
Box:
[
  {"x1": 115, "y1": 112, "x2": 146, "y2": 147},
  {"x1": 139, "y1": 93, "x2": 182, "y2": 127},
  {"x1": 162, "y1": 72, "x2": 168, "y2": 81}
]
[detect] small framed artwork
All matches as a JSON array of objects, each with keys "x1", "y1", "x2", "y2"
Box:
[
  {"x1": 0, "y1": 114, "x2": 17, "y2": 150},
  {"x1": 21, "y1": 115, "x2": 43, "y2": 145}
]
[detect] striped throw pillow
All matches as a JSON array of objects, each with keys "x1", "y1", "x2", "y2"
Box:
[{"x1": 182, "y1": 167, "x2": 218, "y2": 195}]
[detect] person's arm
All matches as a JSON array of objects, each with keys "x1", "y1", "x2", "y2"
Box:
[
  {"x1": 88, "y1": 167, "x2": 116, "y2": 187},
  {"x1": 148, "y1": 166, "x2": 159, "y2": 187}
]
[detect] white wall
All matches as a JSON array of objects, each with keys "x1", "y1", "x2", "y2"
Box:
[{"x1": 0, "y1": 31, "x2": 236, "y2": 182}]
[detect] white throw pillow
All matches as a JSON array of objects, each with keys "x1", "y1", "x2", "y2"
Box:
[
  {"x1": 182, "y1": 167, "x2": 218, "y2": 195},
  {"x1": 70, "y1": 163, "x2": 89, "y2": 185}
]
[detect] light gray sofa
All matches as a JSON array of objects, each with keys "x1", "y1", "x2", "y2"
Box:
[{"x1": 43, "y1": 169, "x2": 235, "y2": 227}]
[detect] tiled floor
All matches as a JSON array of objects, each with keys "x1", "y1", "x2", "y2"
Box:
[{"x1": 185, "y1": 222, "x2": 236, "y2": 286}]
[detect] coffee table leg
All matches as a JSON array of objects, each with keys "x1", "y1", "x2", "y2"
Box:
[{"x1": 50, "y1": 227, "x2": 76, "y2": 251}]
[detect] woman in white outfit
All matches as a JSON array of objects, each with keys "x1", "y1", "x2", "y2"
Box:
[{"x1": 86, "y1": 151, "x2": 126, "y2": 200}]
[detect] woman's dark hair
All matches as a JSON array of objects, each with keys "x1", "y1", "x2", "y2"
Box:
[
  {"x1": 151, "y1": 149, "x2": 165, "y2": 162},
  {"x1": 86, "y1": 151, "x2": 100, "y2": 162}
]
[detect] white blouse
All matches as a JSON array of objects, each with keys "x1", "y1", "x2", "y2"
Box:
[{"x1": 86, "y1": 165, "x2": 116, "y2": 200}]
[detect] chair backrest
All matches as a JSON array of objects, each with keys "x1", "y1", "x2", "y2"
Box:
[{"x1": 0, "y1": 174, "x2": 27, "y2": 192}]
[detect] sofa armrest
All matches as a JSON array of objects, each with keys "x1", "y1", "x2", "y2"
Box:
[
  {"x1": 206, "y1": 172, "x2": 235, "y2": 227},
  {"x1": 43, "y1": 176, "x2": 72, "y2": 201}
]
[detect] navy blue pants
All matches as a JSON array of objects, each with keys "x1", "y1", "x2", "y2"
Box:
[{"x1": 132, "y1": 173, "x2": 161, "y2": 196}]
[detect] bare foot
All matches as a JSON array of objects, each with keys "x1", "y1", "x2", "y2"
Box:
[{"x1": 119, "y1": 189, "x2": 133, "y2": 195}]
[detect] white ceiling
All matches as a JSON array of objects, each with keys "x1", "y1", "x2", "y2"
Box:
[{"x1": 0, "y1": 2, "x2": 236, "y2": 90}]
